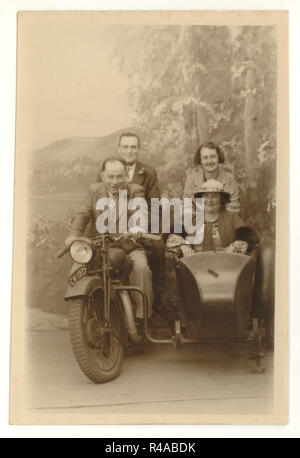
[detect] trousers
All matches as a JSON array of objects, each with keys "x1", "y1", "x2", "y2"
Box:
[{"x1": 127, "y1": 249, "x2": 153, "y2": 319}]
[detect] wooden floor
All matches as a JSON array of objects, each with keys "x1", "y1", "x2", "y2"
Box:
[{"x1": 24, "y1": 329, "x2": 274, "y2": 423}]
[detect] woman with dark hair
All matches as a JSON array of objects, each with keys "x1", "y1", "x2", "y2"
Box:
[{"x1": 183, "y1": 141, "x2": 240, "y2": 213}]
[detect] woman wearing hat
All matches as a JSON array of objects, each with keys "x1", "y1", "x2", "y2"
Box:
[
  {"x1": 193, "y1": 179, "x2": 246, "y2": 252},
  {"x1": 183, "y1": 142, "x2": 240, "y2": 214},
  {"x1": 167, "y1": 179, "x2": 256, "y2": 255}
]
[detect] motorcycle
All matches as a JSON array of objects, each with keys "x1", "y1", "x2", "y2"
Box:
[
  {"x1": 56, "y1": 232, "x2": 161, "y2": 383},
  {"x1": 57, "y1": 232, "x2": 271, "y2": 383}
]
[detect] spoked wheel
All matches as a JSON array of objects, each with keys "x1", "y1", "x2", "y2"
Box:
[{"x1": 69, "y1": 291, "x2": 124, "y2": 383}]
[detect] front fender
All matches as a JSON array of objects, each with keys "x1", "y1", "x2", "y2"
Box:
[
  {"x1": 64, "y1": 275, "x2": 103, "y2": 300},
  {"x1": 64, "y1": 275, "x2": 128, "y2": 347}
]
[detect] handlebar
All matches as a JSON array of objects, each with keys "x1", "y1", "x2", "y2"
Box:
[
  {"x1": 92, "y1": 232, "x2": 162, "y2": 243},
  {"x1": 136, "y1": 233, "x2": 161, "y2": 241},
  {"x1": 55, "y1": 232, "x2": 161, "y2": 259},
  {"x1": 56, "y1": 246, "x2": 70, "y2": 259}
]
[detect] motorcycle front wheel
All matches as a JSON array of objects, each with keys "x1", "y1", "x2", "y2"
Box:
[{"x1": 69, "y1": 292, "x2": 124, "y2": 383}]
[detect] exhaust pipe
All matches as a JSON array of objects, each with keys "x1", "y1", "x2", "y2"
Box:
[{"x1": 118, "y1": 290, "x2": 141, "y2": 344}]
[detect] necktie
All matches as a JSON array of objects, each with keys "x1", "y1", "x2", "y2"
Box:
[
  {"x1": 107, "y1": 194, "x2": 118, "y2": 233},
  {"x1": 127, "y1": 165, "x2": 135, "y2": 183}
]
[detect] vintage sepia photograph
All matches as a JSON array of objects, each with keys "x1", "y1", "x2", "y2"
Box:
[{"x1": 10, "y1": 10, "x2": 288, "y2": 425}]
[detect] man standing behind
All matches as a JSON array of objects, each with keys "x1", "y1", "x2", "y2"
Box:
[{"x1": 97, "y1": 132, "x2": 160, "y2": 205}]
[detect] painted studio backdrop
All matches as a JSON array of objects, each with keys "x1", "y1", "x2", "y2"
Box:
[{"x1": 25, "y1": 24, "x2": 276, "y2": 317}]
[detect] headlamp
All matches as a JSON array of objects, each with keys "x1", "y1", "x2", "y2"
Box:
[{"x1": 70, "y1": 239, "x2": 93, "y2": 264}]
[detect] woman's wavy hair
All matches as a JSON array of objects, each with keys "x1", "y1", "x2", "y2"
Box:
[{"x1": 194, "y1": 141, "x2": 225, "y2": 165}]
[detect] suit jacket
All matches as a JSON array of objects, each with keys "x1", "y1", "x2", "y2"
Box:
[
  {"x1": 68, "y1": 182, "x2": 146, "y2": 238},
  {"x1": 97, "y1": 160, "x2": 160, "y2": 204},
  {"x1": 183, "y1": 164, "x2": 240, "y2": 214}
]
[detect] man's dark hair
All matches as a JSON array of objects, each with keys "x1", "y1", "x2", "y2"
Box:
[
  {"x1": 101, "y1": 156, "x2": 127, "y2": 172},
  {"x1": 119, "y1": 132, "x2": 140, "y2": 148},
  {"x1": 194, "y1": 141, "x2": 225, "y2": 165}
]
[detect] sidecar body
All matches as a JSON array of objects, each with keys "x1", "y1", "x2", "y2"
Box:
[{"x1": 175, "y1": 251, "x2": 257, "y2": 340}]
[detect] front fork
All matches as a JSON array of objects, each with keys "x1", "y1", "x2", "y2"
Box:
[
  {"x1": 100, "y1": 235, "x2": 115, "y2": 334},
  {"x1": 102, "y1": 264, "x2": 111, "y2": 330}
]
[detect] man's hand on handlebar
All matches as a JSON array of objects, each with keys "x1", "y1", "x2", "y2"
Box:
[
  {"x1": 57, "y1": 231, "x2": 162, "y2": 259},
  {"x1": 128, "y1": 228, "x2": 161, "y2": 242}
]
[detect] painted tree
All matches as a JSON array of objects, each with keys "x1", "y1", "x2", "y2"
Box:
[
  {"x1": 114, "y1": 26, "x2": 234, "y2": 188},
  {"x1": 230, "y1": 26, "x2": 277, "y2": 239},
  {"x1": 113, "y1": 25, "x2": 277, "y2": 239}
]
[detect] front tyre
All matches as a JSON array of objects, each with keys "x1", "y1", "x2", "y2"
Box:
[{"x1": 69, "y1": 293, "x2": 124, "y2": 383}]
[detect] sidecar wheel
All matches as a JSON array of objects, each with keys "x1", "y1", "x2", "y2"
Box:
[{"x1": 69, "y1": 294, "x2": 124, "y2": 383}]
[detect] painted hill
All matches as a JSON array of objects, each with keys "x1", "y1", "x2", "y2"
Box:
[
  {"x1": 32, "y1": 128, "x2": 133, "y2": 165},
  {"x1": 29, "y1": 128, "x2": 139, "y2": 194},
  {"x1": 28, "y1": 127, "x2": 183, "y2": 196}
]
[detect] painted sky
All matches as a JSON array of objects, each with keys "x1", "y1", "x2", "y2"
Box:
[{"x1": 17, "y1": 14, "x2": 136, "y2": 154}]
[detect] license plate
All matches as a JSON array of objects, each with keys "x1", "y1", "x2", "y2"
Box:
[{"x1": 69, "y1": 266, "x2": 87, "y2": 286}]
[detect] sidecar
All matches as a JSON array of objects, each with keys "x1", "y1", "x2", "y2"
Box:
[
  {"x1": 176, "y1": 251, "x2": 256, "y2": 340},
  {"x1": 144, "y1": 249, "x2": 265, "y2": 373}
]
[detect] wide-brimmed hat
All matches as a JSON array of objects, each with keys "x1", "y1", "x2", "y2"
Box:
[{"x1": 194, "y1": 179, "x2": 231, "y2": 200}]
